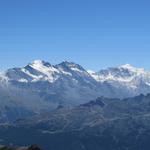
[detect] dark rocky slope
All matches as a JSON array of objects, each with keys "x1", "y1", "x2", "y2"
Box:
[{"x1": 1, "y1": 94, "x2": 150, "y2": 150}]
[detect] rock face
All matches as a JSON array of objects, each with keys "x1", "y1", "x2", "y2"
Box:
[
  {"x1": 0, "y1": 145, "x2": 42, "y2": 150},
  {"x1": 1, "y1": 60, "x2": 150, "y2": 122},
  {"x1": 1, "y1": 95, "x2": 150, "y2": 150}
]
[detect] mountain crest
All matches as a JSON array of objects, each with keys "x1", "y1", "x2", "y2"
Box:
[
  {"x1": 29, "y1": 60, "x2": 52, "y2": 68},
  {"x1": 120, "y1": 64, "x2": 135, "y2": 69},
  {"x1": 57, "y1": 61, "x2": 86, "y2": 73},
  {"x1": 119, "y1": 64, "x2": 145, "y2": 73}
]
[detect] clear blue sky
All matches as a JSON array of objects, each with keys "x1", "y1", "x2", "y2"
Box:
[{"x1": 0, "y1": 0, "x2": 150, "y2": 71}]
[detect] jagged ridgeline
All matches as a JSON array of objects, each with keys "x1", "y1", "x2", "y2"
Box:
[{"x1": 0, "y1": 60, "x2": 150, "y2": 122}]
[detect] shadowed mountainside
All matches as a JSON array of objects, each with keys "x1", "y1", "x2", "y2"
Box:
[{"x1": 1, "y1": 94, "x2": 150, "y2": 150}]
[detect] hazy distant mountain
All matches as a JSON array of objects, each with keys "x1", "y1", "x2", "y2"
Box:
[
  {"x1": 1, "y1": 94, "x2": 150, "y2": 150},
  {"x1": 0, "y1": 60, "x2": 150, "y2": 121}
]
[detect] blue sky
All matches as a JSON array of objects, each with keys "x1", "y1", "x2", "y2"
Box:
[{"x1": 0, "y1": 0, "x2": 150, "y2": 71}]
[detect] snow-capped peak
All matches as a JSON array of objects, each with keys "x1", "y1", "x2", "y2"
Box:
[
  {"x1": 24, "y1": 60, "x2": 59, "y2": 82},
  {"x1": 58, "y1": 61, "x2": 81, "y2": 68},
  {"x1": 32, "y1": 60, "x2": 45, "y2": 65},
  {"x1": 29, "y1": 60, "x2": 51, "y2": 68},
  {"x1": 120, "y1": 64, "x2": 135, "y2": 69},
  {"x1": 120, "y1": 64, "x2": 146, "y2": 75},
  {"x1": 1, "y1": 61, "x2": 150, "y2": 89},
  {"x1": 88, "y1": 64, "x2": 150, "y2": 83},
  {"x1": 120, "y1": 63, "x2": 143, "y2": 71},
  {"x1": 57, "y1": 61, "x2": 86, "y2": 73}
]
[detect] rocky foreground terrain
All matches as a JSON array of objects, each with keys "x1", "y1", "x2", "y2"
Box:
[
  {"x1": 1, "y1": 94, "x2": 150, "y2": 150},
  {"x1": 0, "y1": 145, "x2": 42, "y2": 150}
]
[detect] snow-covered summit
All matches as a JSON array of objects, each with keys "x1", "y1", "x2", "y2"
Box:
[
  {"x1": 1, "y1": 61, "x2": 150, "y2": 85},
  {"x1": 57, "y1": 61, "x2": 87, "y2": 73},
  {"x1": 119, "y1": 64, "x2": 146, "y2": 75},
  {"x1": 87, "y1": 64, "x2": 150, "y2": 83},
  {"x1": 120, "y1": 64, "x2": 135, "y2": 69},
  {"x1": 2, "y1": 60, "x2": 93, "y2": 83}
]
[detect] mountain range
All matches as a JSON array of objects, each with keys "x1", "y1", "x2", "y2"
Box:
[
  {"x1": 0, "y1": 60, "x2": 150, "y2": 122},
  {"x1": 1, "y1": 94, "x2": 150, "y2": 150}
]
